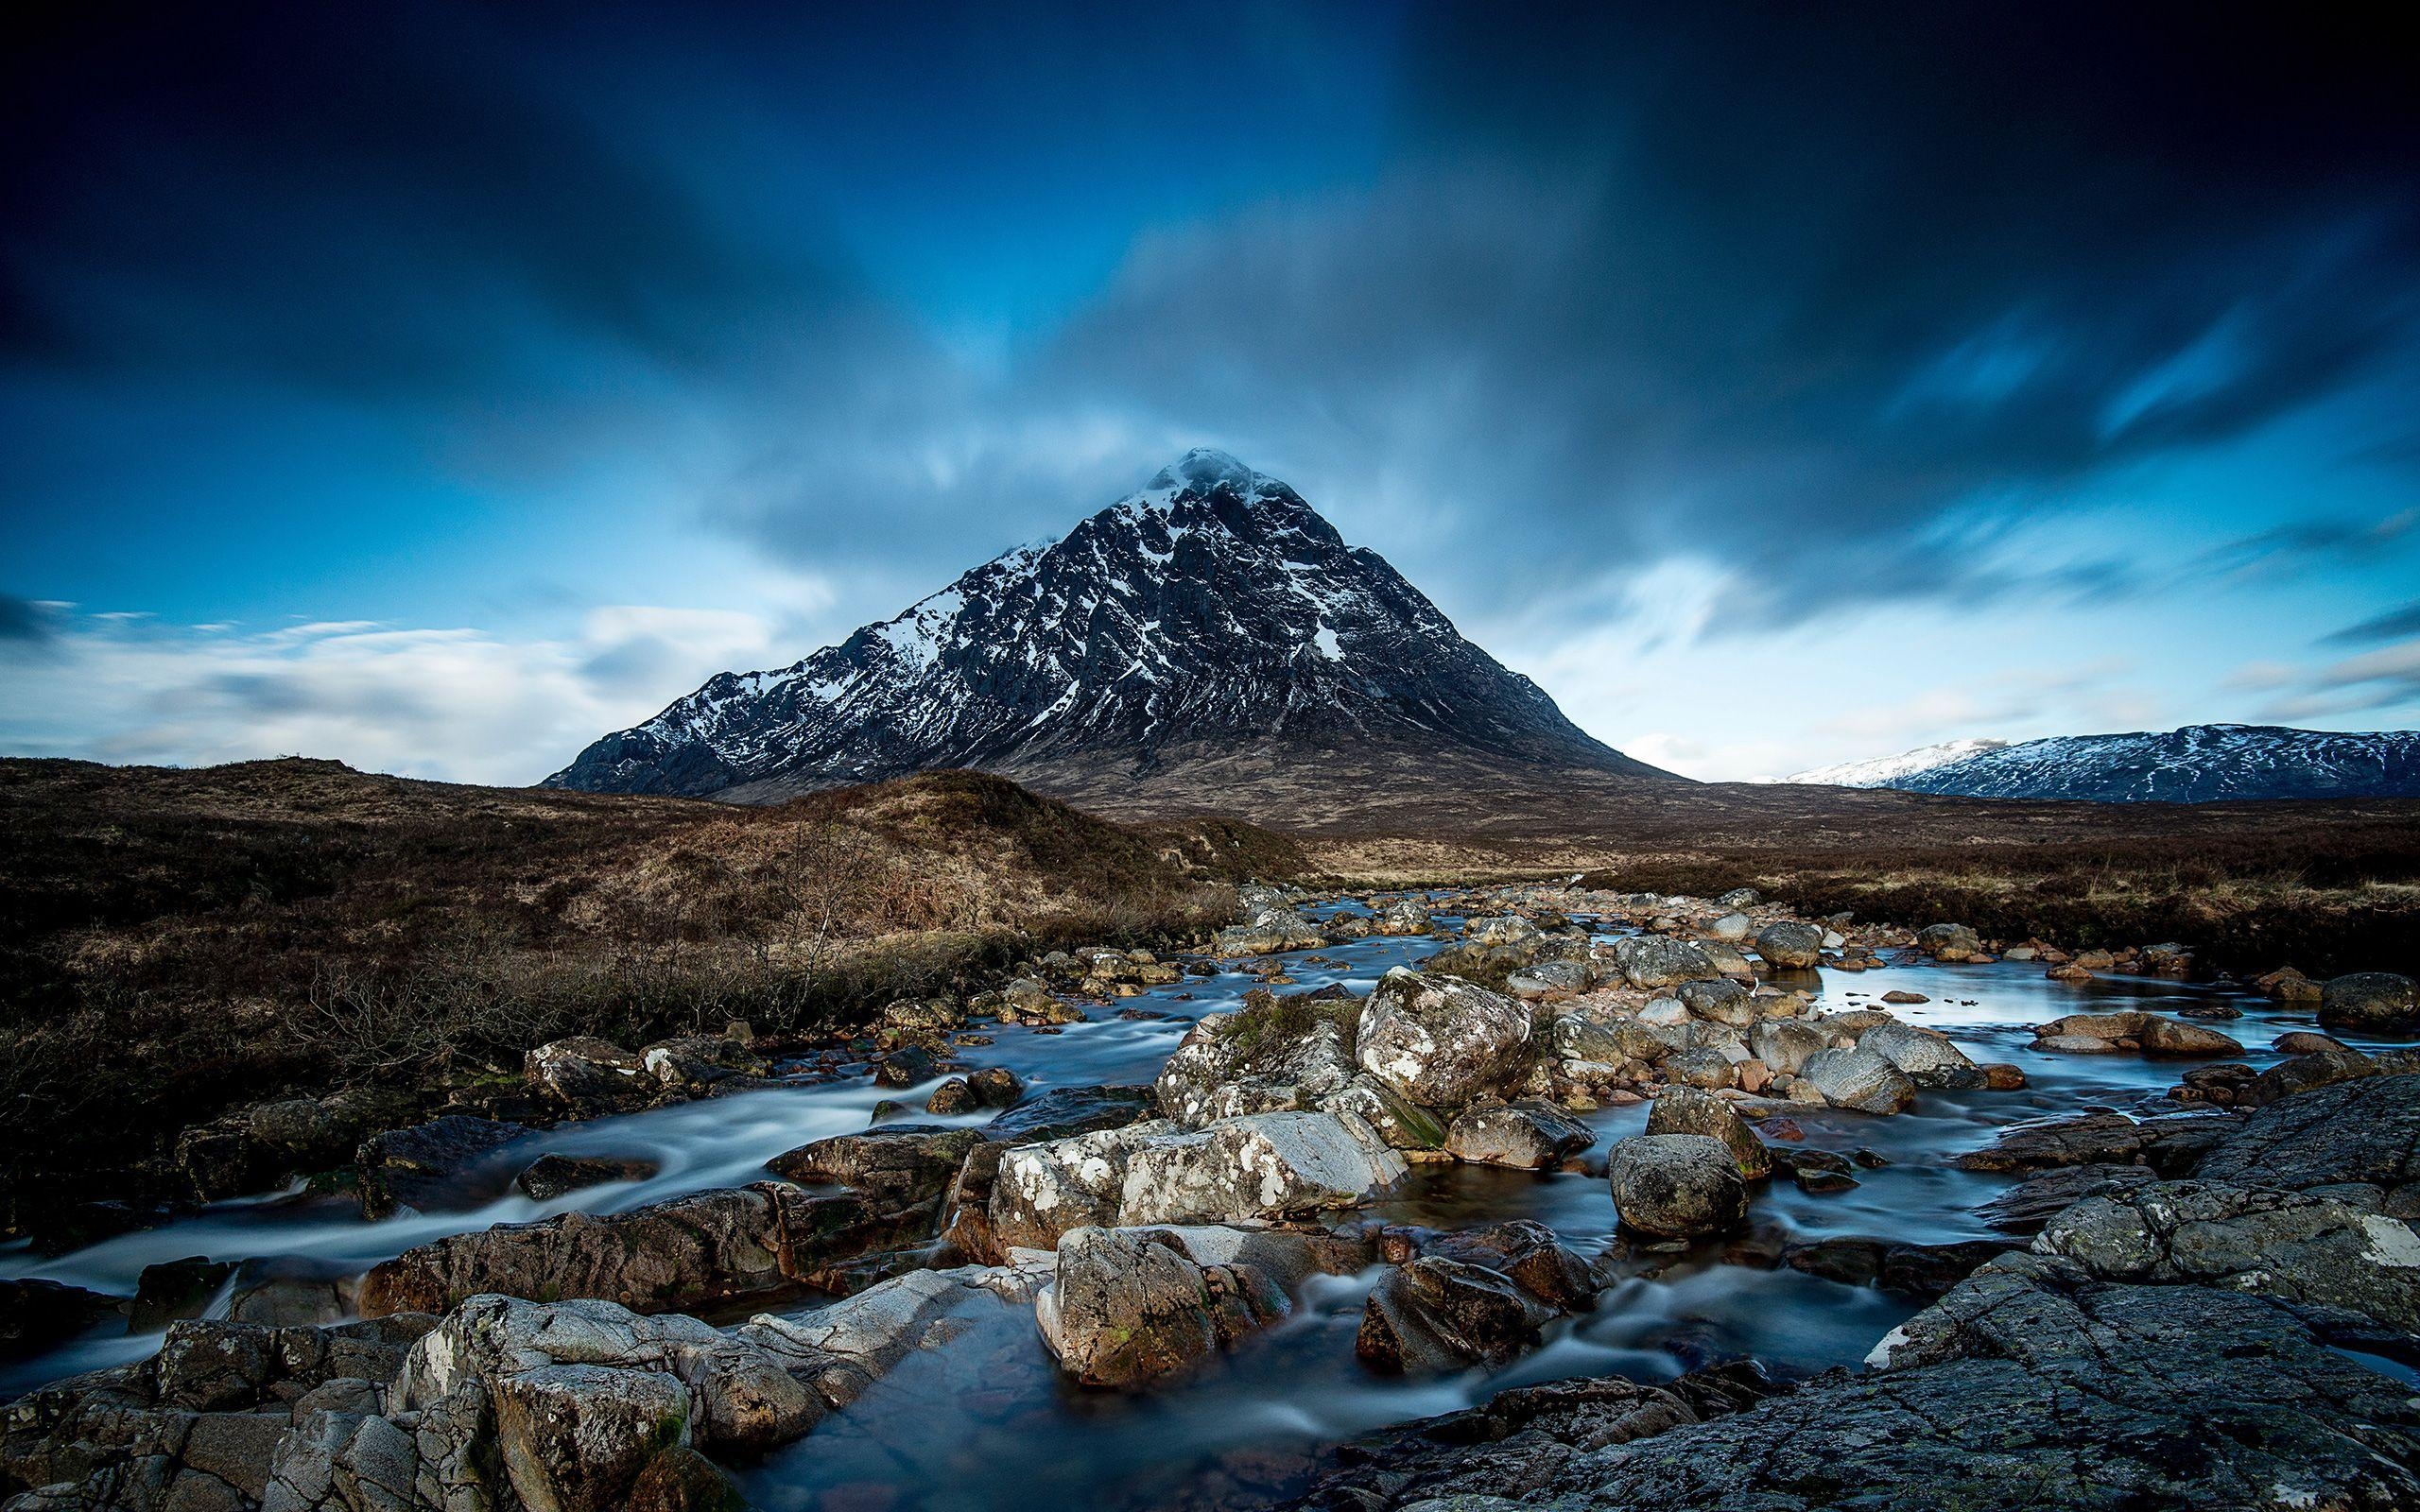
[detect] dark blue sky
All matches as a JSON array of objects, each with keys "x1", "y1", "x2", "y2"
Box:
[{"x1": 4, "y1": 1, "x2": 2417, "y2": 781}]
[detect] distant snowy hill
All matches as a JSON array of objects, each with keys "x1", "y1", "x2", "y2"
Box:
[
  {"x1": 546, "y1": 449, "x2": 1671, "y2": 805},
  {"x1": 1783, "y1": 724, "x2": 2420, "y2": 802}
]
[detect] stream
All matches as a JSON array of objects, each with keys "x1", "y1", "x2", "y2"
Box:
[{"x1": 1, "y1": 898, "x2": 2377, "y2": 1512}]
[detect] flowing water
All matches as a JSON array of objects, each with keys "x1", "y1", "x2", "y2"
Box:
[{"x1": 0, "y1": 900, "x2": 2377, "y2": 1512}]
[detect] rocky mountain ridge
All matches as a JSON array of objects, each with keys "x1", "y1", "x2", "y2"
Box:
[{"x1": 1786, "y1": 722, "x2": 2420, "y2": 802}]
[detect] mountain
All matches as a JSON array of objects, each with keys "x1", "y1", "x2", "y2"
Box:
[
  {"x1": 546, "y1": 449, "x2": 1671, "y2": 814},
  {"x1": 1783, "y1": 723, "x2": 2420, "y2": 802},
  {"x1": 1782, "y1": 738, "x2": 2011, "y2": 789}
]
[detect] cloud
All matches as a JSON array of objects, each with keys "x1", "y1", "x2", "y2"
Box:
[
  {"x1": 2249, "y1": 638, "x2": 2420, "y2": 723},
  {"x1": 0, "y1": 606, "x2": 787, "y2": 785},
  {"x1": 0, "y1": 595, "x2": 60, "y2": 644},
  {"x1": 2321, "y1": 600, "x2": 2420, "y2": 647}
]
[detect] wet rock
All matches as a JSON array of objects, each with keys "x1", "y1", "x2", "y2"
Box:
[
  {"x1": 1676, "y1": 977, "x2": 1755, "y2": 1027},
  {"x1": 1154, "y1": 993, "x2": 1357, "y2": 1126},
  {"x1": 1443, "y1": 1100, "x2": 1596, "y2": 1169},
  {"x1": 1914, "y1": 921, "x2": 1984, "y2": 961},
  {"x1": 2242, "y1": 1046, "x2": 2385, "y2": 1106},
  {"x1": 1747, "y1": 1020, "x2": 1827, "y2": 1074},
  {"x1": 642, "y1": 1035, "x2": 771, "y2": 1091},
  {"x1": 1751, "y1": 921, "x2": 1822, "y2": 971},
  {"x1": 2255, "y1": 966, "x2": 2325, "y2": 1003},
  {"x1": 1356, "y1": 968, "x2": 1531, "y2": 1109},
  {"x1": 873, "y1": 1044, "x2": 940, "y2": 1088},
  {"x1": 1780, "y1": 1237, "x2": 2008, "y2": 1297},
  {"x1": 1772, "y1": 1146, "x2": 1858, "y2": 1193},
  {"x1": 1856, "y1": 1020, "x2": 1979, "y2": 1088},
  {"x1": 527, "y1": 1036, "x2": 657, "y2": 1115},
  {"x1": 1880, "y1": 989, "x2": 1928, "y2": 1005},
  {"x1": 2320, "y1": 971, "x2": 2420, "y2": 1034},
  {"x1": 1974, "y1": 1162, "x2": 2160, "y2": 1235},
  {"x1": 2273, "y1": 1030, "x2": 2348, "y2": 1055},
  {"x1": 1037, "y1": 1226, "x2": 1242, "y2": 1386},
  {"x1": 359, "y1": 1181, "x2": 911, "y2": 1316},
  {"x1": 1372, "y1": 898, "x2": 1434, "y2": 936},
  {"x1": 1356, "y1": 1256, "x2": 1555, "y2": 1372},
  {"x1": 977, "y1": 1084, "x2": 1159, "y2": 1145},
  {"x1": 1607, "y1": 1134, "x2": 1749, "y2": 1238},
  {"x1": 222, "y1": 1257, "x2": 354, "y2": 1326},
  {"x1": 1118, "y1": 1111, "x2": 1409, "y2": 1228},
  {"x1": 1610, "y1": 936, "x2": 1721, "y2": 990},
  {"x1": 1645, "y1": 1087, "x2": 1770, "y2": 1181},
  {"x1": 1794, "y1": 1046, "x2": 1916, "y2": 1114},
  {"x1": 2136, "y1": 1016, "x2": 2245, "y2": 1057},
  {"x1": 880, "y1": 997, "x2": 965, "y2": 1040},
  {"x1": 1956, "y1": 1109, "x2": 2234, "y2": 1176},
  {"x1": 1214, "y1": 907, "x2": 1325, "y2": 957},
  {"x1": 2193, "y1": 1071, "x2": 2420, "y2": 1205},
  {"x1": 517, "y1": 1153, "x2": 661, "y2": 1201},
  {"x1": 2036, "y1": 1178, "x2": 2420, "y2": 1332},
  {"x1": 130, "y1": 1257, "x2": 240, "y2": 1332},
  {"x1": 767, "y1": 1125, "x2": 984, "y2": 1204},
  {"x1": 354, "y1": 1114, "x2": 536, "y2": 1220}
]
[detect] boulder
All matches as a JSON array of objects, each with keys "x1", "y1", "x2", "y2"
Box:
[
  {"x1": 1356, "y1": 1257, "x2": 1556, "y2": 1372},
  {"x1": 1037, "y1": 1226, "x2": 1248, "y2": 1386},
  {"x1": 1355, "y1": 968, "x2": 1531, "y2": 1109},
  {"x1": 0, "y1": 1277, "x2": 116, "y2": 1359},
  {"x1": 1914, "y1": 922, "x2": 1984, "y2": 961},
  {"x1": 1748, "y1": 1020, "x2": 1828, "y2": 1074},
  {"x1": 517, "y1": 1154, "x2": 660, "y2": 1201},
  {"x1": 1677, "y1": 977, "x2": 1756, "y2": 1027},
  {"x1": 2193, "y1": 1072, "x2": 2420, "y2": 1205},
  {"x1": 1957, "y1": 1109, "x2": 2235, "y2": 1176},
  {"x1": 2135, "y1": 1017, "x2": 2245, "y2": 1057},
  {"x1": 527, "y1": 1037, "x2": 656, "y2": 1115},
  {"x1": 1709, "y1": 912, "x2": 1752, "y2": 941},
  {"x1": 1553, "y1": 1009, "x2": 1669, "y2": 1067},
  {"x1": 640, "y1": 1035, "x2": 770, "y2": 1091},
  {"x1": 2320, "y1": 971, "x2": 2419, "y2": 1034},
  {"x1": 1795, "y1": 1046, "x2": 1916, "y2": 1114},
  {"x1": 1857, "y1": 1020, "x2": 1980, "y2": 1088},
  {"x1": 1752, "y1": 921, "x2": 1823, "y2": 971},
  {"x1": 766, "y1": 1125, "x2": 984, "y2": 1204},
  {"x1": 1214, "y1": 908, "x2": 1325, "y2": 956},
  {"x1": 1610, "y1": 936, "x2": 1722, "y2": 990},
  {"x1": 1606, "y1": 1134, "x2": 1749, "y2": 1238},
  {"x1": 1505, "y1": 959, "x2": 1595, "y2": 1001},
  {"x1": 987, "y1": 1120, "x2": 1176, "y2": 1251},
  {"x1": 1715, "y1": 887, "x2": 1762, "y2": 908},
  {"x1": 1443, "y1": 1100, "x2": 1596, "y2": 1169},
  {"x1": 1372, "y1": 898, "x2": 1435, "y2": 936},
  {"x1": 1153, "y1": 993, "x2": 1357, "y2": 1126},
  {"x1": 977, "y1": 1084, "x2": 1159, "y2": 1145},
  {"x1": 1118, "y1": 1111, "x2": 1408, "y2": 1228},
  {"x1": 1645, "y1": 1087, "x2": 1769, "y2": 1180},
  {"x1": 355, "y1": 1115, "x2": 536, "y2": 1220}
]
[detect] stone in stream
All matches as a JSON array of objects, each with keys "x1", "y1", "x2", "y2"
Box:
[
  {"x1": 1974, "y1": 1163, "x2": 2159, "y2": 1235},
  {"x1": 1778, "y1": 1237, "x2": 2010, "y2": 1298},
  {"x1": 357, "y1": 1181, "x2": 916, "y2": 1317},
  {"x1": 1913, "y1": 921, "x2": 1985, "y2": 960},
  {"x1": 1356, "y1": 1256, "x2": 1557, "y2": 1373},
  {"x1": 1676, "y1": 977, "x2": 1756, "y2": 1027},
  {"x1": 1371, "y1": 898, "x2": 1434, "y2": 936},
  {"x1": 1213, "y1": 907, "x2": 1326, "y2": 956},
  {"x1": 1610, "y1": 936, "x2": 1722, "y2": 990},
  {"x1": 1645, "y1": 1087, "x2": 1770, "y2": 1181},
  {"x1": 0, "y1": 1277, "x2": 117, "y2": 1360},
  {"x1": 2320, "y1": 971, "x2": 2420, "y2": 1034},
  {"x1": 354, "y1": 1114, "x2": 537, "y2": 1220},
  {"x1": 1607, "y1": 1134, "x2": 1749, "y2": 1239},
  {"x1": 130, "y1": 1257, "x2": 240, "y2": 1331},
  {"x1": 766, "y1": 1125, "x2": 984, "y2": 1204},
  {"x1": 2035, "y1": 1178, "x2": 2420, "y2": 1332},
  {"x1": 517, "y1": 1153, "x2": 662, "y2": 1201},
  {"x1": 1748, "y1": 1019, "x2": 1828, "y2": 1074},
  {"x1": 1856, "y1": 1019, "x2": 1981, "y2": 1088},
  {"x1": 1957, "y1": 1108, "x2": 2234, "y2": 1176},
  {"x1": 1751, "y1": 920, "x2": 1823, "y2": 971},
  {"x1": 2030, "y1": 1010, "x2": 2244, "y2": 1057},
  {"x1": 1152, "y1": 990, "x2": 1358, "y2": 1126},
  {"x1": 526, "y1": 1036, "x2": 658, "y2": 1115},
  {"x1": 1709, "y1": 911, "x2": 1752, "y2": 941},
  {"x1": 1794, "y1": 1046, "x2": 1916, "y2": 1114},
  {"x1": 1033, "y1": 1224, "x2": 1326, "y2": 1386},
  {"x1": 1443, "y1": 1099, "x2": 1596, "y2": 1169},
  {"x1": 1354, "y1": 968, "x2": 1532, "y2": 1109}
]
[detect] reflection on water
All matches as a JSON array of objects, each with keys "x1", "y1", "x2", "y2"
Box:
[{"x1": 0, "y1": 901, "x2": 2377, "y2": 1508}]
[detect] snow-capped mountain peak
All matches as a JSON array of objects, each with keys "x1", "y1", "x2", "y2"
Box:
[
  {"x1": 1782, "y1": 723, "x2": 2420, "y2": 802},
  {"x1": 546, "y1": 451, "x2": 1667, "y2": 802}
]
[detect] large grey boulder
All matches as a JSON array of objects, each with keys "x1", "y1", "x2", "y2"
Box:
[
  {"x1": 1752, "y1": 921, "x2": 1823, "y2": 971},
  {"x1": 1356, "y1": 1256, "x2": 1557, "y2": 1373},
  {"x1": 1606, "y1": 1134, "x2": 1749, "y2": 1238},
  {"x1": 765, "y1": 1125, "x2": 983, "y2": 1203},
  {"x1": 1213, "y1": 907, "x2": 1326, "y2": 956},
  {"x1": 1119, "y1": 1111, "x2": 1408, "y2": 1228},
  {"x1": 2320, "y1": 971, "x2": 2420, "y2": 1034},
  {"x1": 1677, "y1": 977, "x2": 1756, "y2": 1027},
  {"x1": 1036, "y1": 1227, "x2": 1264, "y2": 1386},
  {"x1": 1153, "y1": 998, "x2": 1357, "y2": 1126},
  {"x1": 2034, "y1": 1179, "x2": 2420, "y2": 1332},
  {"x1": 988, "y1": 1119, "x2": 1179, "y2": 1250},
  {"x1": 1355, "y1": 968, "x2": 1532, "y2": 1109},
  {"x1": 525, "y1": 1037, "x2": 657, "y2": 1116},
  {"x1": 1796, "y1": 1046, "x2": 1916, "y2": 1113},
  {"x1": 1444, "y1": 1100, "x2": 1596, "y2": 1169},
  {"x1": 1645, "y1": 1087, "x2": 1769, "y2": 1181},
  {"x1": 1611, "y1": 936, "x2": 1722, "y2": 990},
  {"x1": 1749, "y1": 1019, "x2": 1829, "y2": 1074},
  {"x1": 1372, "y1": 898, "x2": 1435, "y2": 936},
  {"x1": 1858, "y1": 1020, "x2": 1981, "y2": 1088}
]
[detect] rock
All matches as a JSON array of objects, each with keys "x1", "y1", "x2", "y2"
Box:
[
  {"x1": 1794, "y1": 1046, "x2": 1916, "y2": 1114},
  {"x1": 1443, "y1": 1100, "x2": 1596, "y2": 1169},
  {"x1": 1118, "y1": 1111, "x2": 1409, "y2": 1228},
  {"x1": 873, "y1": 1044, "x2": 939, "y2": 1087},
  {"x1": 1606, "y1": 1134, "x2": 1749, "y2": 1238},
  {"x1": 641, "y1": 1035, "x2": 770, "y2": 1091},
  {"x1": 359, "y1": 1182, "x2": 913, "y2": 1316},
  {"x1": 1880, "y1": 989, "x2": 1928, "y2": 1005},
  {"x1": 2135, "y1": 1016, "x2": 2245, "y2": 1057},
  {"x1": 1709, "y1": 912, "x2": 1752, "y2": 941},
  {"x1": 2036, "y1": 1178, "x2": 2420, "y2": 1332},
  {"x1": 1214, "y1": 907, "x2": 1326, "y2": 956},
  {"x1": 1397, "y1": 1220, "x2": 1599, "y2": 1312},
  {"x1": 527, "y1": 1036, "x2": 656, "y2": 1115},
  {"x1": 2140, "y1": 942, "x2": 2195, "y2": 975},
  {"x1": 1747, "y1": 1019, "x2": 1827, "y2": 1074},
  {"x1": 222, "y1": 1258, "x2": 354, "y2": 1326},
  {"x1": 977, "y1": 1084, "x2": 1159, "y2": 1145},
  {"x1": 130, "y1": 1257, "x2": 240, "y2": 1332},
  {"x1": 1857, "y1": 1020, "x2": 1979, "y2": 1088},
  {"x1": 1, "y1": 1277, "x2": 115, "y2": 1359},
  {"x1": 766, "y1": 1125, "x2": 984, "y2": 1204},
  {"x1": 1715, "y1": 887, "x2": 1763, "y2": 908},
  {"x1": 986, "y1": 1120, "x2": 1175, "y2": 1250},
  {"x1": 1372, "y1": 898, "x2": 1435, "y2": 936},
  {"x1": 2255, "y1": 966, "x2": 2325, "y2": 1003},
  {"x1": 880, "y1": 997, "x2": 964, "y2": 1040},
  {"x1": 1914, "y1": 922, "x2": 1984, "y2": 961},
  {"x1": 2193, "y1": 1072, "x2": 2420, "y2": 1205},
  {"x1": 1461, "y1": 914, "x2": 1541, "y2": 946},
  {"x1": 1677, "y1": 977, "x2": 1755, "y2": 1027},
  {"x1": 1505, "y1": 959, "x2": 1595, "y2": 1001},
  {"x1": 1610, "y1": 936, "x2": 1722, "y2": 990},
  {"x1": 2273, "y1": 1030, "x2": 2348, "y2": 1055},
  {"x1": 1974, "y1": 1163, "x2": 2160, "y2": 1235},
  {"x1": 489, "y1": 1363, "x2": 695, "y2": 1512},
  {"x1": 2320, "y1": 971, "x2": 2420, "y2": 1034},
  {"x1": 1319, "y1": 1074, "x2": 1450, "y2": 1151},
  {"x1": 1957, "y1": 1109, "x2": 2234, "y2": 1176},
  {"x1": 355, "y1": 1114, "x2": 536, "y2": 1219},
  {"x1": 1645, "y1": 1087, "x2": 1769, "y2": 1180},
  {"x1": 1356, "y1": 1257, "x2": 1556, "y2": 1372},
  {"x1": 518, "y1": 1154, "x2": 661, "y2": 1200},
  {"x1": 1751, "y1": 921, "x2": 1822, "y2": 970},
  {"x1": 1780, "y1": 1237, "x2": 2007, "y2": 1297},
  {"x1": 1773, "y1": 1146, "x2": 1858, "y2": 1193},
  {"x1": 1355, "y1": 968, "x2": 1531, "y2": 1109},
  {"x1": 1663, "y1": 1044, "x2": 1737, "y2": 1090},
  {"x1": 1038, "y1": 1227, "x2": 1245, "y2": 1386},
  {"x1": 2243, "y1": 1046, "x2": 2382, "y2": 1106},
  {"x1": 1154, "y1": 992, "x2": 1357, "y2": 1126}
]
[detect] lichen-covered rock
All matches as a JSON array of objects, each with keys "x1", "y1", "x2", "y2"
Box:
[
  {"x1": 1606, "y1": 1134, "x2": 1749, "y2": 1238},
  {"x1": 765, "y1": 1125, "x2": 984, "y2": 1204},
  {"x1": 1676, "y1": 977, "x2": 1755, "y2": 1027},
  {"x1": 1371, "y1": 898, "x2": 1435, "y2": 936},
  {"x1": 1355, "y1": 968, "x2": 1531, "y2": 1110},
  {"x1": 1443, "y1": 1100, "x2": 1595, "y2": 1169},
  {"x1": 1795, "y1": 1046, "x2": 1916, "y2": 1114},
  {"x1": 1610, "y1": 936, "x2": 1721, "y2": 990},
  {"x1": 1153, "y1": 997, "x2": 1357, "y2": 1126},
  {"x1": 1748, "y1": 1020, "x2": 1828, "y2": 1074},
  {"x1": 1751, "y1": 921, "x2": 1822, "y2": 971},
  {"x1": 2320, "y1": 971, "x2": 2420, "y2": 1034},
  {"x1": 1644, "y1": 1087, "x2": 1769, "y2": 1181},
  {"x1": 1856, "y1": 1020, "x2": 1980, "y2": 1088},
  {"x1": 527, "y1": 1037, "x2": 657, "y2": 1115},
  {"x1": 988, "y1": 1119, "x2": 1178, "y2": 1251},
  {"x1": 1118, "y1": 1111, "x2": 1408, "y2": 1228},
  {"x1": 1505, "y1": 960, "x2": 1595, "y2": 1002},
  {"x1": 1036, "y1": 1227, "x2": 1228, "y2": 1386},
  {"x1": 1214, "y1": 907, "x2": 1326, "y2": 957},
  {"x1": 1914, "y1": 922, "x2": 1984, "y2": 960}
]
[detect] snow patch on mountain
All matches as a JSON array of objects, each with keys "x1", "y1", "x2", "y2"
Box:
[
  {"x1": 1784, "y1": 724, "x2": 2420, "y2": 803},
  {"x1": 1784, "y1": 738, "x2": 2011, "y2": 788}
]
